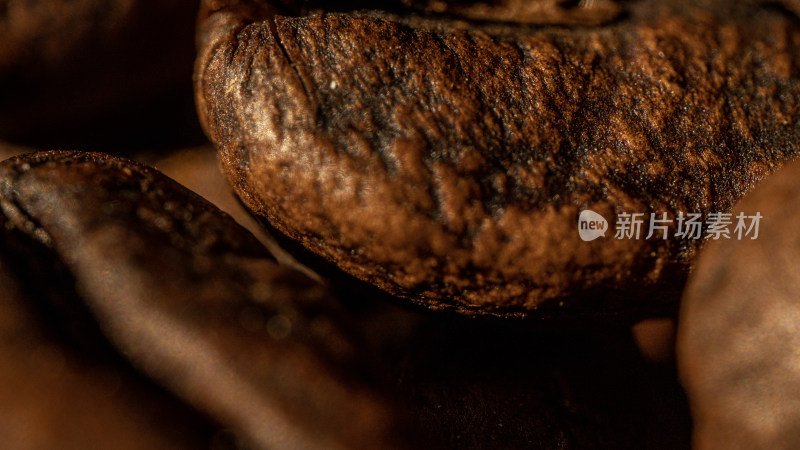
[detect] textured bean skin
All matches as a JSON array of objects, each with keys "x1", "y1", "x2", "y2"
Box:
[
  {"x1": 0, "y1": 151, "x2": 420, "y2": 450},
  {"x1": 195, "y1": 0, "x2": 800, "y2": 318},
  {"x1": 677, "y1": 158, "x2": 800, "y2": 450}
]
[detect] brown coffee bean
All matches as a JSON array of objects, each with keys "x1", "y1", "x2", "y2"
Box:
[
  {"x1": 195, "y1": 0, "x2": 800, "y2": 318},
  {"x1": 283, "y1": 0, "x2": 622, "y2": 26},
  {"x1": 0, "y1": 0, "x2": 199, "y2": 148},
  {"x1": 632, "y1": 318, "x2": 676, "y2": 364},
  {"x1": 0, "y1": 151, "x2": 421, "y2": 450},
  {"x1": 394, "y1": 0, "x2": 622, "y2": 26},
  {"x1": 0, "y1": 250, "x2": 220, "y2": 449},
  {"x1": 677, "y1": 158, "x2": 800, "y2": 449}
]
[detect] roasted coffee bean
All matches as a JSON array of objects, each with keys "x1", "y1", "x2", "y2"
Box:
[
  {"x1": 392, "y1": 0, "x2": 623, "y2": 26},
  {"x1": 0, "y1": 0, "x2": 200, "y2": 148},
  {"x1": 0, "y1": 151, "x2": 420, "y2": 450},
  {"x1": 677, "y1": 158, "x2": 800, "y2": 449},
  {"x1": 278, "y1": 0, "x2": 623, "y2": 26},
  {"x1": 195, "y1": 0, "x2": 800, "y2": 318},
  {"x1": 0, "y1": 249, "x2": 220, "y2": 449}
]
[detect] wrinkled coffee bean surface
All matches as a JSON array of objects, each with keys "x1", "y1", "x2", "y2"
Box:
[{"x1": 196, "y1": 0, "x2": 800, "y2": 317}]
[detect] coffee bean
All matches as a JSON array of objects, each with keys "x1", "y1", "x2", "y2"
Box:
[
  {"x1": 677, "y1": 158, "x2": 800, "y2": 449},
  {"x1": 0, "y1": 151, "x2": 421, "y2": 450},
  {"x1": 394, "y1": 0, "x2": 622, "y2": 25},
  {"x1": 0, "y1": 248, "x2": 219, "y2": 449},
  {"x1": 195, "y1": 0, "x2": 800, "y2": 318},
  {"x1": 284, "y1": 0, "x2": 622, "y2": 26},
  {"x1": 0, "y1": 0, "x2": 200, "y2": 148}
]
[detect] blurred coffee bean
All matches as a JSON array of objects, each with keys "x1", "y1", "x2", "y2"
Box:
[
  {"x1": 632, "y1": 318, "x2": 676, "y2": 364},
  {"x1": 195, "y1": 0, "x2": 800, "y2": 319},
  {"x1": 0, "y1": 238, "x2": 219, "y2": 449},
  {"x1": 677, "y1": 158, "x2": 800, "y2": 449},
  {"x1": 281, "y1": 0, "x2": 622, "y2": 25},
  {"x1": 0, "y1": 151, "x2": 422, "y2": 450},
  {"x1": 0, "y1": 0, "x2": 203, "y2": 151}
]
